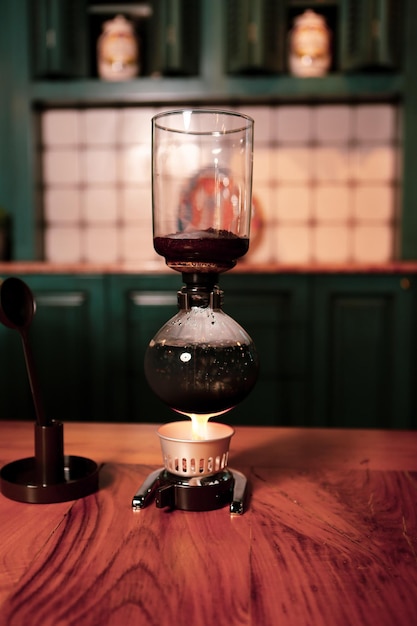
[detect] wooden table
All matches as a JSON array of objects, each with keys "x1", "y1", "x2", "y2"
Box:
[{"x1": 0, "y1": 421, "x2": 416, "y2": 626}]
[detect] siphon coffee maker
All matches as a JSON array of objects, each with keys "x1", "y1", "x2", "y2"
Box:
[{"x1": 132, "y1": 109, "x2": 258, "y2": 514}]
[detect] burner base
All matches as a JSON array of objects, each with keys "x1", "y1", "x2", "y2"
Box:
[{"x1": 132, "y1": 467, "x2": 247, "y2": 514}]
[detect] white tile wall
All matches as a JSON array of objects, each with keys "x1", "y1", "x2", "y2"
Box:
[
  {"x1": 314, "y1": 105, "x2": 351, "y2": 143},
  {"x1": 40, "y1": 103, "x2": 400, "y2": 265}
]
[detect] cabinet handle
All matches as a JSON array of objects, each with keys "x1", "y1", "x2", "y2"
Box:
[
  {"x1": 132, "y1": 292, "x2": 177, "y2": 306},
  {"x1": 46, "y1": 29, "x2": 56, "y2": 49}
]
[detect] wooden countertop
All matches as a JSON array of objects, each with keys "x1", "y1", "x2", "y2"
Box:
[
  {"x1": 2, "y1": 261, "x2": 417, "y2": 275},
  {"x1": 1, "y1": 421, "x2": 416, "y2": 625}
]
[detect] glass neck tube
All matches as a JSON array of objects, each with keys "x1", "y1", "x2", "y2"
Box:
[{"x1": 178, "y1": 272, "x2": 223, "y2": 309}]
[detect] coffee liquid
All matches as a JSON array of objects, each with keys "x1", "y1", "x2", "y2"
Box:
[
  {"x1": 154, "y1": 228, "x2": 249, "y2": 273},
  {"x1": 144, "y1": 342, "x2": 258, "y2": 416}
]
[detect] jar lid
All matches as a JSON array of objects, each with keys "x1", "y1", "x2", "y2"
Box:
[
  {"x1": 102, "y1": 14, "x2": 134, "y2": 34},
  {"x1": 294, "y1": 9, "x2": 327, "y2": 28}
]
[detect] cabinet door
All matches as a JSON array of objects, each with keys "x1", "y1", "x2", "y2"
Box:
[
  {"x1": 147, "y1": 0, "x2": 200, "y2": 76},
  {"x1": 107, "y1": 275, "x2": 180, "y2": 423},
  {"x1": 225, "y1": 0, "x2": 285, "y2": 74},
  {"x1": 220, "y1": 273, "x2": 309, "y2": 426},
  {"x1": 311, "y1": 274, "x2": 415, "y2": 429},
  {"x1": 339, "y1": 0, "x2": 403, "y2": 71},
  {"x1": 0, "y1": 275, "x2": 106, "y2": 422},
  {"x1": 31, "y1": 0, "x2": 88, "y2": 78}
]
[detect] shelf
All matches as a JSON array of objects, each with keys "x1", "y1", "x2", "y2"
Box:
[
  {"x1": 30, "y1": 73, "x2": 404, "y2": 106},
  {"x1": 220, "y1": 73, "x2": 403, "y2": 103},
  {"x1": 30, "y1": 77, "x2": 209, "y2": 106}
]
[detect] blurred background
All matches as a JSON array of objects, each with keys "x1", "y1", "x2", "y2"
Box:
[{"x1": 0, "y1": 0, "x2": 416, "y2": 431}]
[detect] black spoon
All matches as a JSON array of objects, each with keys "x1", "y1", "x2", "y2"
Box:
[{"x1": 0, "y1": 277, "x2": 49, "y2": 427}]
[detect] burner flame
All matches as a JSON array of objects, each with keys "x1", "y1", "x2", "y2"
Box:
[
  {"x1": 190, "y1": 413, "x2": 209, "y2": 440},
  {"x1": 184, "y1": 410, "x2": 230, "y2": 440}
]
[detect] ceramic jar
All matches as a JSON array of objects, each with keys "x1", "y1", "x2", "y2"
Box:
[
  {"x1": 288, "y1": 10, "x2": 331, "y2": 77},
  {"x1": 97, "y1": 14, "x2": 139, "y2": 81}
]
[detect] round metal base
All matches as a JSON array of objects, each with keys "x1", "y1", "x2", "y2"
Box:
[
  {"x1": 0, "y1": 455, "x2": 99, "y2": 504},
  {"x1": 132, "y1": 467, "x2": 248, "y2": 514},
  {"x1": 155, "y1": 469, "x2": 234, "y2": 511}
]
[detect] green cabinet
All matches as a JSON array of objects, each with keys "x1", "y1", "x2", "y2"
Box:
[
  {"x1": 340, "y1": 0, "x2": 403, "y2": 71},
  {"x1": 225, "y1": 0, "x2": 286, "y2": 74},
  {"x1": 31, "y1": 0, "x2": 88, "y2": 78},
  {"x1": 107, "y1": 273, "x2": 310, "y2": 427},
  {"x1": 0, "y1": 275, "x2": 106, "y2": 422},
  {"x1": 147, "y1": 0, "x2": 201, "y2": 76},
  {"x1": 0, "y1": 271, "x2": 416, "y2": 428},
  {"x1": 311, "y1": 274, "x2": 416, "y2": 429}
]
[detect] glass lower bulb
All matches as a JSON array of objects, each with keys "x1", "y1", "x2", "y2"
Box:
[{"x1": 144, "y1": 305, "x2": 259, "y2": 428}]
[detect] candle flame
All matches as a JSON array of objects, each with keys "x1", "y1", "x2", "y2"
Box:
[
  {"x1": 190, "y1": 413, "x2": 209, "y2": 440},
  {"x1": 188, "y1": 409, "x2": 231, "y2": 440}
]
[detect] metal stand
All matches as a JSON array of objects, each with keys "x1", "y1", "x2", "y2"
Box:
[
  {"x1": 132, "y1": 467, "x2": 248, "y2": 515},
  {"x1": 0, "y1": 421, "x2": 99, "y2": 504}
]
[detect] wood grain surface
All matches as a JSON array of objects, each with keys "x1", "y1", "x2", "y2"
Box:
[
  {"x1": 1, "y1": 421, "x2": 416, "y2": 470},
  {"x1": 1, "y1": 423, "x2": 416, "y2": 626}
]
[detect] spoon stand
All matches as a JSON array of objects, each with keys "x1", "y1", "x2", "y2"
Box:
[
  {"x1": 0, "y1": 421, "x2": 99, "y2": 504},
  {"x1": 0, "y1": 276, "x2": 99, "y2": 504}
]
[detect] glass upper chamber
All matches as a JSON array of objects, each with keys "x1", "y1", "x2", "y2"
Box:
[{"x1": 152, "y1": 109, "x2": 254, "y2": 274}]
